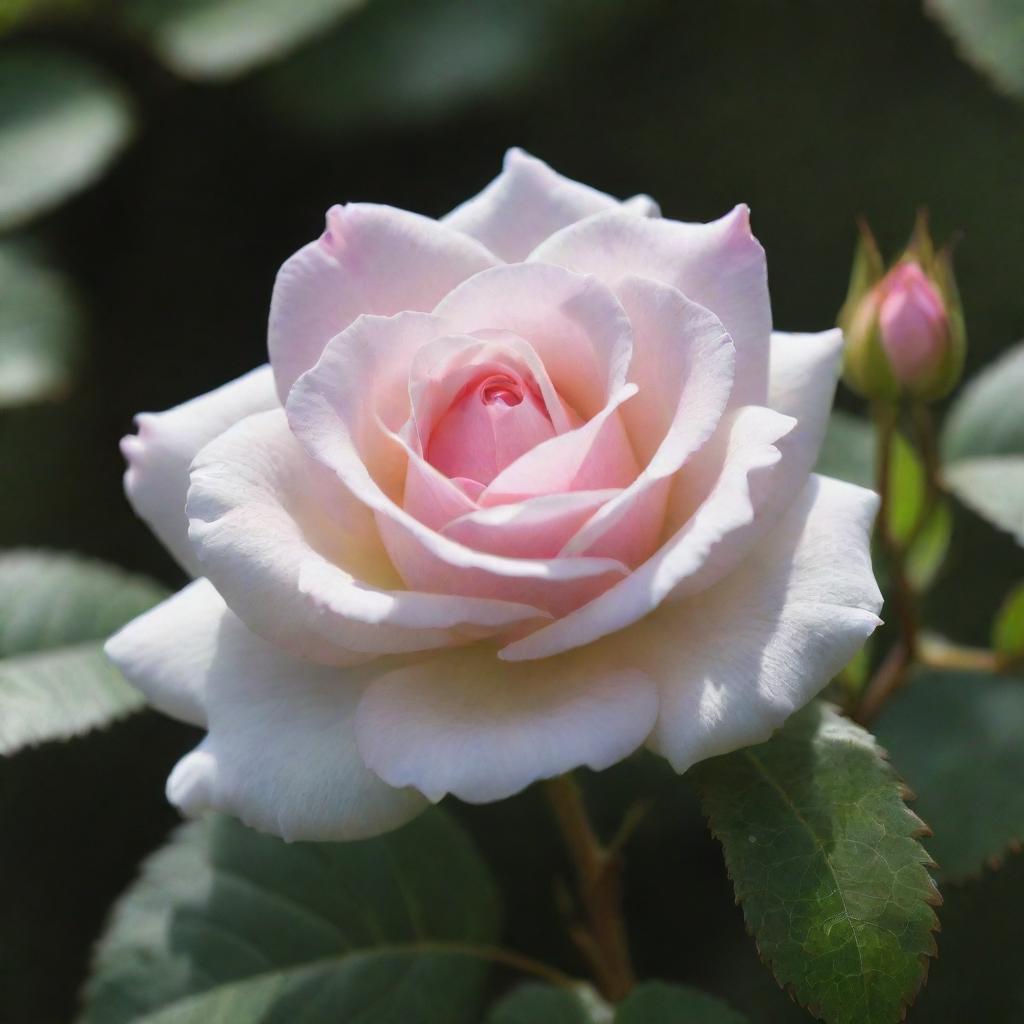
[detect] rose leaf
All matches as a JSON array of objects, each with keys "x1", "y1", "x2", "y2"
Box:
[
  {"x1": 485, "y1": 980, "x2": 748, "y2": 1024},
  {"x1": 942, "y1": 340, "x2": 1024, "y2": 461},
  {"x1": 993, "y1": 581, "x2": 1024, "y2": 657},
  {"x1": 123, "y1": 0, "x2": 365, "y2": 81},
  {"x1": 874, "y1": 668, "x2": 1024, "y2": 880},
  {"x1": 78, "y1": 808, "x2": 500, "y2": 1024},
  {"x1": 0, "y1": 47, "x2": 135, "y2": 231},
  {"x1": 615, "y1": 981, "x2": 750, "y2": 1023},
  {"x1": 0, "y1": 550, "x2": 167, "y2": 755},
  {"x1": 485, "y1": 983, "x2": 596, "y2": 1024},
  {"x1": 0, "y1": 244, "x2": 82, "y2": 409},
  {"x1": 943, "y1": 457, "x2": 1024, "y2": 546},
  {"x1": 692, "y1": 701, "x2": 940, "y2": 1024},
  {"x1": 927, "y1": 0, "x2": 1024, "y2": 101}
]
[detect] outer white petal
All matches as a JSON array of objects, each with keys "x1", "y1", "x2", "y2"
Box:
[
  {"x1": 187, "y1": 409, "x2": 547, "y2": 665},
  {"x1": 530, "y1": 205, "x2": 770, "y2": 407},
  {"x1": 105, "y1": 578, "x2": 228, "y2": 727},
  {"x1": 442, "y1": 147, "x2": 658, "y2": 262},
  {"x1": 120, "y1": 365, "x2": 277, "y2": 575},
  {"x1": 354, "y1": 645, "x2": 658, "y2": 803},
  {"x1": 164, "y1": 614, "x2": 427, "y2": 842},
  {"x1": 639, "y1": 474, "x2": 882, "y2": 770},
  {"x1": 268, "y1": 203, "x2": 497, "y2": 402}
]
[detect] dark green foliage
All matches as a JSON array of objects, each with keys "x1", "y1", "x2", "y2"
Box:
[
  {"x1": 875, "y1": 669, "x2": 1024, "y2": 879},
  {"x1": 79, "y1": 809, "x2": 499, "y2": 1024},
  {"x1": 0, "y1": 47, "x2": 134, "y2": 230},
  {"x1": 693, "y1": 703, "x2": 940, "y2": 1024},
  {"x1": 0, "y1": 550, "x2": 167, "y2": 753}
]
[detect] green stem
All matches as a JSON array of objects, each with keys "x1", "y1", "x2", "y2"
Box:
[
  {"x1": 873, "y1": 402, "x2": 920, "y2": 658},
  {"x1": 544, "y1": 775, "x2": 636, "y2": 1002}
]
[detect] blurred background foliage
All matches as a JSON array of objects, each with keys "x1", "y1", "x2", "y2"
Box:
[{"x1": 2, "y1": 1, "x2": 1024, "y2": 1021}]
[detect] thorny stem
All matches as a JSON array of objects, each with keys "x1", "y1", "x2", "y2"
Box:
[{"x1": 543, "y1": 775, "x2": 636, "y2": 1002}]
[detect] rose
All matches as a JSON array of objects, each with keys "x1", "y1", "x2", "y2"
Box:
[
  {"x1": 839, "y1": 217, "x2": 965, "y2": 402},
  {"x1": 107, "y1": 149, "x2": 882, "y2": 841}
]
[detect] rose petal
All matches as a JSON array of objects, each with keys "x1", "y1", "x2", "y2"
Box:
[
  {"x1": 433, "y1": 262, "x2": 633, "y2": 420},
  {"x1": 354, "y1": 645, "x2": 658, "y2": 803},
  {"x1": 442, "y1": 489, "x2": 619, "y2": 558},
  {"x1": 286, "y1": 310, "x2": 451, "y2": 501},
  {"x1": 480, "y1": 384, "x2": 639, "y2": 504},
  {"x1": 187, "y1": 410, "x2": 548, "y2": 665},
  {"x1": 120, "y1": 365, "x2": 277, "y2": 576},
  {"x1": 499, "y1": 405, "x2": 795, "y2": 660},
  {"x1": 530, "y1": 205, "x2": 770, "y2": 406},
  {"x1": 105, "y1": 578, "x2": 227, "y2": 727},
  {"x1": 560, "y1": 277, "x2": 735, "y2": 558},
  {"x1": 268, "y1": 204, "x2": 497, "y2": 402},
  {"x1": 442, "y1": 147, "x2": 658, "y2": 262},
  {"x1": 289, "y1": 344, "x2": 631, "y2": 616},
  {"x1": 407, "y1": 329, "x2": 575, "y2": 444},
  {"x1": 640, "y1": 474, "x2": 882, "y2": 770},
  {"x1": 164, "y1": 614, "x2": 427, "y2": 842},
  {"x1": 499, "y1": 328, "x2": 845, "y2": 660}
]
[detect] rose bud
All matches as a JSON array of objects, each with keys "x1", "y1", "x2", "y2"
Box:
[{"x1": 839, "y1": 214, "x2": 965, "y2": 402}]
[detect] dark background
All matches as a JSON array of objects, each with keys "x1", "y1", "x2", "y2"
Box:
[{"x1": 2, "y1": 1, "x2": 1024, "y2": 1021}]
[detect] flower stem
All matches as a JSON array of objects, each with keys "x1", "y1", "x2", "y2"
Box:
[
  {"x1": 543, "y1": 774, "x2": 636, "y2": 1002},
  {"x1": 918, "y1": 636, "x2": 1024, "y2": 674},
  {"x1": 854, "y1": 641, "x2": 912, "y2": 724},
  {"x1": 872, "y1": 401, "x2": 920, "y2": 661}
]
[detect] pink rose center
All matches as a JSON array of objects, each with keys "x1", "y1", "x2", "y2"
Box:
[{"x1": 426, "y1": 368, "x2": 557, "y2": 487}]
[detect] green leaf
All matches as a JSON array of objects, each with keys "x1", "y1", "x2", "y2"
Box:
[
  {"x1": 887, "y1": 431, "x2": 926, "y2": 546},
  {"x1": 0, "y1": 244, "x2": 82, "y2": 407},
  {"x1": 993, "y1": 582, "x2": 1024, "y2": 657},
  {"x1": 124, "y1": 0, "x2": 365, "y2": 82},
  {"x1": 615, "y1": 981, "x2": 749, "y2": 1023},
  {"x1": 905, "y1": 499, "x2": 953, "y2": 592},
  {"x1": 484, "y1": 981, "x2": 748, "y2": 1024},
  {"x1": 486, "y1": 983, "x2": 596, "y2": 1024},
  {"x1": 0, "y1": 550, "x2": 167, "y2": 754},
  {"x1": 942, "y1": 340, "x2": 1024, "y2": 460},
  {"x1": 79, "y1": 808, "x2": 499, "y2": 1024},
  {"x1": 692, "y1": 702, "x2": 940, "y2": 1024},
  {"x1": 940, "y1": 344, "x2": 1024, "y2": 541},
  {"x1": 927, "y1": 0, "x2": 1024, "y2": 100},
  {"x1": 874, "y1": 669, "x2": 1024, "y2": 880},
  {"x1": 944, "y1": 456, "x2": 1024, "y2": 544},
  {"x1": 814, "y1": 410, "x2": 874, "y2": 489},
  {"x1": 0, "y1": 47, "x2": 134, "y2": 231}
]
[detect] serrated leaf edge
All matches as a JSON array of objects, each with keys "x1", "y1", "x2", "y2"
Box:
[{"x1": 698, "y1": 706, "x2": 942, "y2": 1024}]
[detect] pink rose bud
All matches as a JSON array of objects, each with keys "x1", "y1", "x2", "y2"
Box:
[
  {"x1": 839, "y1": 214, "x2": 965, "y2": 402},
  {"x1": 876, "y1": 262, "x2": 948, "y2": 385}
]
